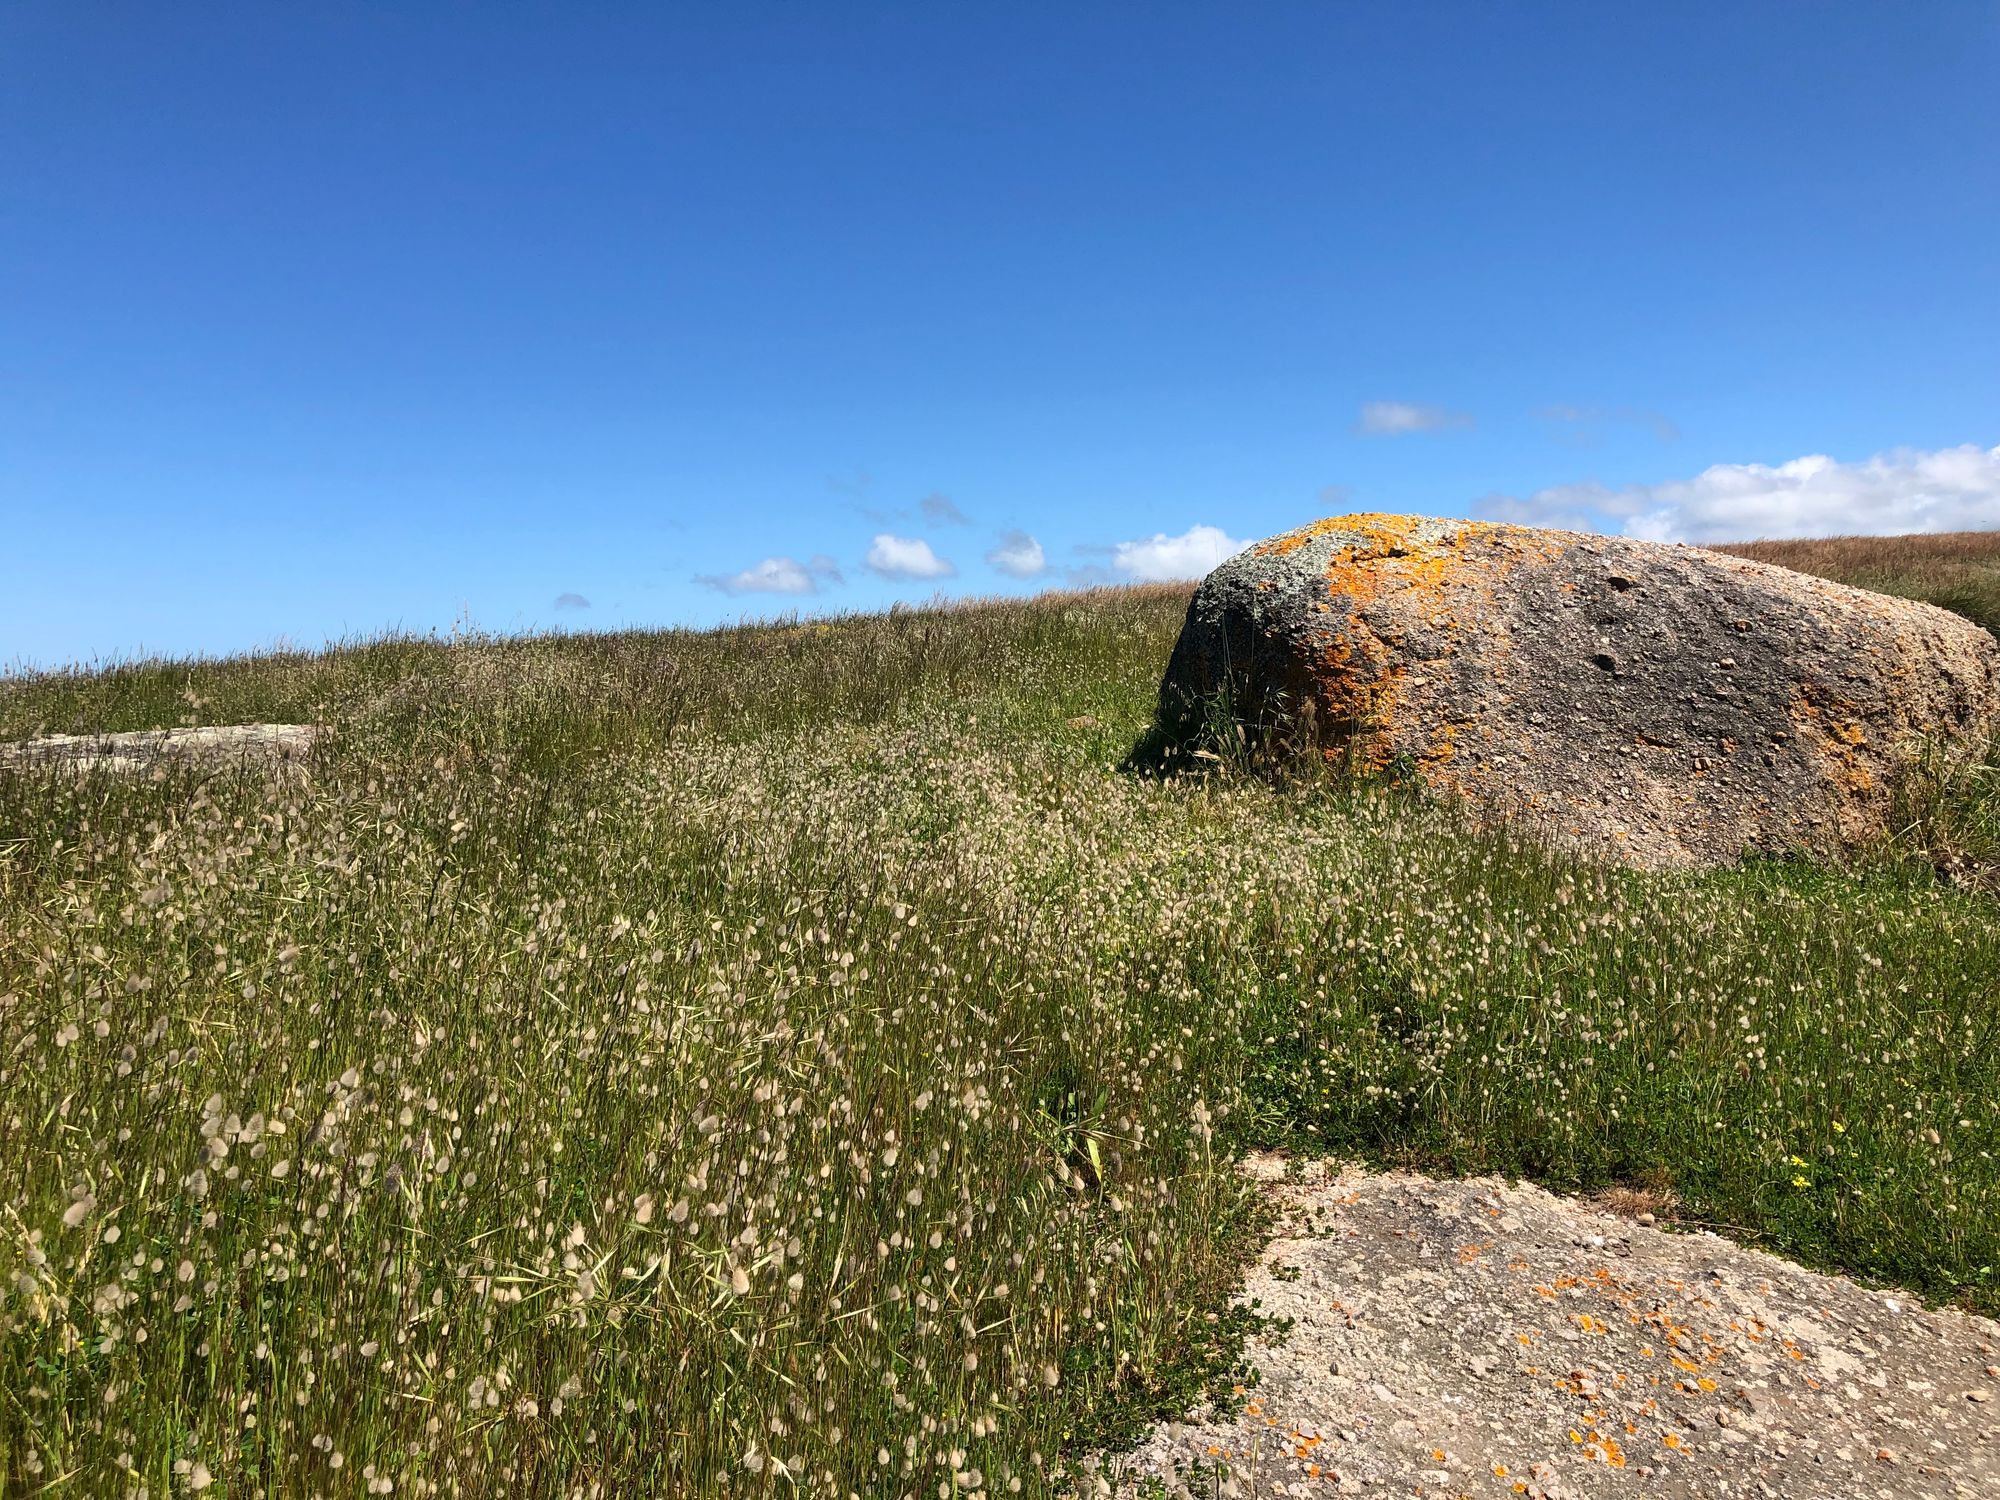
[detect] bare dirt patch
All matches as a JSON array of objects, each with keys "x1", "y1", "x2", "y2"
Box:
[{"x1": 1101, "y1": 1157, "x2": 2000, "y2": 1498}]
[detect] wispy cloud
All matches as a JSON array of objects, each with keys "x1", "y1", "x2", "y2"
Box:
[
  {"x1": 697, "y1": 554, "x2": 844, "y2": 596},
  {"x1": 1109, "y1": 524, "x2": 1249, "y2": 582},
  {"x1": 985, "y1": 530, "x2": 1046, "y2": 577},
  {"x1": 828, "y1": 467, "x2": 915, "y2": 525},
  {"x1": 552, "y1": 592, "x2": 591, "y2": 610},
  {"x1": 1356, "y1": 400, "x2": 1472, "y2": 436},
  {"x1": 865, "y1": 534, "x2": 955, "y2": 579},
  {"x1": 1538, "y1": 403, "x2": 1679, "y2": 444},
  {"x1": 921, "y1": 493, "x2": 971, "y2": 526},
  {"x1": 1490, "y1": 443, "x2": 2000, "y2": 543}
]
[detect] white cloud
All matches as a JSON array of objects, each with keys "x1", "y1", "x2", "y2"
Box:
[
  {"x1": 865, "y1": 533, "x2": 955, "y2": 579},
  {"x1": 1110, "y1": 524, "x2": 1250, "y2": 582},
  {"x1": 1356, "y1": 400, "x2": 1472, "y2": 436},
  {"x1": 698, "y1": 554, "x2": 842, "y2": 596},
  {"x1": 1499, "y1": 443, "x2": 2000, "y2": 544},
  {"x1": 986, "y1": 530, "x2": 1046, "y2": 577}
]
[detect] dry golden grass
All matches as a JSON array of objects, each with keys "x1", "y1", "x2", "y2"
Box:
[
  {"x1": 1714, "y1": 529, "x2": 2000, "y2": 574},
  {"x1": 1589, "y1": 1178, "x2": 1681, "y2": 1225},
  {"x1": 1712, "y1": 530, "x2": 2000, "y2": 639}
]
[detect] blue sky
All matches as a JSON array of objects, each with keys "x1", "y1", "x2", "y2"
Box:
[{"x1": 4, "y1": 3, "x2": 1997, "y2": 667}]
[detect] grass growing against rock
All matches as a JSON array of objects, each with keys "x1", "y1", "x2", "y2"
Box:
[{"x1": 2, "y1": 556, "x2": 1998, "y2": 1497}]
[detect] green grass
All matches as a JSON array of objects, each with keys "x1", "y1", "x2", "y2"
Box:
[{"x1": 1, "y1": 557, "x2": 1998, "y2": 1497}]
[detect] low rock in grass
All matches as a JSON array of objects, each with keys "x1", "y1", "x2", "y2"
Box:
[{"x1": 0, "y1": 723, "x2": 317, "y2": 774}]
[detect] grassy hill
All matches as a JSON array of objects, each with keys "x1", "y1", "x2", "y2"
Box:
[{"x1": 2, "y1": 536, "x2": 1997, "y2": 1496}]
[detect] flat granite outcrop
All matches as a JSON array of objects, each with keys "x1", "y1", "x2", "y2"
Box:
[
  {"x1": 0, "y1": 723, "x2": 316, "y2": 773},
  {"x1": 1160, "y1": 515, "x2": 2000, "y2": 868},
  {"x1": 1098, "y1": 1159, "x2": 2000, "y2": 1500}
]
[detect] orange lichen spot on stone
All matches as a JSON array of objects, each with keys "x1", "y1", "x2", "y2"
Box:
[
  {"x1": 1787, "y1": 689, "x2": 1880, "y2": 813},
  {"x1": 1421, "y1": 718, "x2": 1462, "y2": 767}
]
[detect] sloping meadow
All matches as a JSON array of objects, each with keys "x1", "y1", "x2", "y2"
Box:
[{"x1": 3, "y1": 588, "x2": 1998, "y2": 1497}]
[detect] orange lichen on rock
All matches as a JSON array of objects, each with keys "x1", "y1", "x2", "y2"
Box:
[
  {"x1": 1282, "y1": 517, "x2": 1562, "y2": 774},
  {"x1": 1255, "y1": 511, "x2": 1460, "y2": 560}
]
